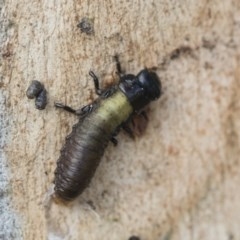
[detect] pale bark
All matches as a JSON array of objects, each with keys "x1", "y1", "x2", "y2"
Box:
[{"x1": 1, "y1": 0, "x2": 240, "y2": 239}]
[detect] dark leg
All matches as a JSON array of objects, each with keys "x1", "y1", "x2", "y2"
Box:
[
  {"x1": 122, "y1": 123, "x2": 135, "y2": 139},
  {"x1": 54, "y1": 102, "x2": 94, "y2": 116},
  {"x1": 126, "y1": 111, "x2": 149, "y2": 137},
  {"x1": 110, "y1": 137, "x2": 118, "y2": 146},
  {"x1": 75, "y1": 104, "x2": 94, "y2": 115},
  {"x1": 110, "y1": 126, "x2": 121, "y2": 146},
  {"x1": 113, "y1": 55, "x2": 136, "y2": 82},
  {"x1": 89, "y1": 70, "x2": 117, "y2": 99},
  {"x1": 114, "y1": 54, "x2": 122, "y2": 76},
  {"x1": 89, "y1": 70, "x2": 102, "y2": 95},
  {"x1": 139, "y1": 110, "x2": 148, "y2": 121},
  {"x1": 113, "y1": 55, "x2": 135, "y2": 83},
  {"x1": 54, "y1": 102, "x2": 77, "y2": 114}
]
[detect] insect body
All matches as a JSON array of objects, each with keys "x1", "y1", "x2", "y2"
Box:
[{"x1": 54, "y1": 64, "x2": 161, "y2": 201}]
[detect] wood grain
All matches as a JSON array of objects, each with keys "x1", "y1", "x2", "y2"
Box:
[{"x1": 1, "y1": 0, "x2": 240, "y2": 239}]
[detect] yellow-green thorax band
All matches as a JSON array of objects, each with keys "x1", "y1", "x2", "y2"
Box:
[{"x1": 97, "y1": 90, "x2": 133, "y2": 131}]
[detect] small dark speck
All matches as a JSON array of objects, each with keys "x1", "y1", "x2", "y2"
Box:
[
  {"x1": 77, "y1": 17, "x2": 94, "y2": 35},
  {"x1": 101, "y1": 190, "x2": 109, "y2": 198},
  {"x1": 228, "y1": 232, "x2": 234, "y2": 240},
  {"x1": 202, "y1": 37, "x2": 216, "y2": 50},
  {"x1": 0, "y1": 191, "x2": 4, "y2": 198},
  {"x1": 162, "y1": 229, "x2": 173, "y2": 240},
  {"x1": 86, "y1": 200, "x2": 96, "y2": 210},
  {"x1": 128, "y1": 236, "x2": 140, "y2": 240},
  {"x1": 204, "y1": 62, "x2": 213, "y2": 69},
  {"x1": 2, "y1": 51, "x2": 12, "y2": 58},
  {"x1": 170, "y1": 46, "x2": 192, "y2": 60}
]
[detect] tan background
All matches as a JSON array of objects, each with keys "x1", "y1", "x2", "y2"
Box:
[{"x1": 1, "y1": 0, "x2": 240, "y2": 239}]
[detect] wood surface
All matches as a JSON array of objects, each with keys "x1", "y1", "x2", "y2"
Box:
[{"x1": 1, "y1": 0, "x2": 240, "y2": 239}]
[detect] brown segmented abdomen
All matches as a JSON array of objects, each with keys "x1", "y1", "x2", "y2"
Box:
[
  {"x1": 54, "y1": 114, "x2": 111, "y2": 201},
  {"x1": 54, "y1": 90, "x2": 133, "y2": 201}
]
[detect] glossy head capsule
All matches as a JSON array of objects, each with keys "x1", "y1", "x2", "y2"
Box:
[{"x1": 119, "y1": 69, "x2": 161, "y2": 111}]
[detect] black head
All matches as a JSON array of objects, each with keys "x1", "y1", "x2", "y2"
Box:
[{"x1": 119, "y1": 69, "x2": 162, "y2": 111}]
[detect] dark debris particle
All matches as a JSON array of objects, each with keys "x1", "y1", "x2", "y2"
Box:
[
  {"x1": 26, "y1": 80, "x2": 44, "y2": 99},
  {"x1": 35, "y1": 88, "x2": 47, "y2": 110},
  {"x1": 170, "y1": 46, "x2": 193, "y2": 60},
  {"x1": 26, "y1": 80, "x2": 48, "y2": 110},
  {"x1": 128, "y1": 236, "x2": 140, "y2": 240},
  {"x1": 86, "y1": 200, "x2": 96, "y2": 210},
  {"x1": 202, "y1": 37, "x2": 216, "y2": 50},
  {"x1": 77, "y1": 17, "x2": 94, "y2": 35}
]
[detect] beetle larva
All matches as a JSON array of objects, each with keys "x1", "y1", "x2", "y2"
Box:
[{"x1": 54, "y1": 61, "x2": 162, "y2": 201}]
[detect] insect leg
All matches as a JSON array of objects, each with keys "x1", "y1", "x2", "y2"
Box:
[
  {"x1": 114, "y1": 54, "x2": 123, "y2": 76},
  {"x1": 122, "y1": 123, "x2": 135, "y2": 139},
  {"x1": 139, "y1": 110, "x2": 148, "y2": 121},
  {"x1": 54, "y1": 102, "x2": 77, "y2": 114},
  {"x1": 122, "y1": 110, "x2": 149, "y2": 138},
  {"x1": 110, "y1": 137, "x2": 118, "y2": 146},
  {"x1": 89, "y1": 70, "x2": 102, "y2": 95},
  {"x1": 89, "y1": 70, "x2": 117, "y2": 98},
  {"x1": 110, "y1": 126, "x2": 121, "y2": 146},
  {"x1": 54, "y1": 102, "x2": 94, "y2": 116},
  {"x1": 75, "y1": 104, "x2": 94, "y2": 116},
  {"x1": 113, "y1": 55, "x2": 135, "y2": 82}
]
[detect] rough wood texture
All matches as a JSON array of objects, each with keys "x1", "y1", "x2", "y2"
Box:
[{"x1": 1, "y1": 0, "x2": 240, "y2": 239}]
